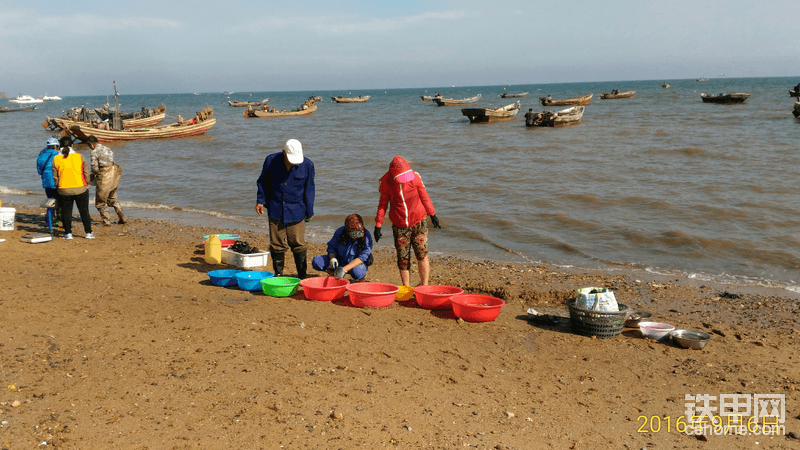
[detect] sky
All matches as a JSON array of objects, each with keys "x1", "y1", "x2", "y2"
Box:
[{"x1": 1, "y1": 0, "x2": 797, "y2": 96}]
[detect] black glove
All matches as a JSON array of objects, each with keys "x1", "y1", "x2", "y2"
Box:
[
  {"x1": 373, "y1": 226, "x2": 382, "y2": 243},
  {"x1": 430, "y1": 214, "x2": 441, "y2": 229}
]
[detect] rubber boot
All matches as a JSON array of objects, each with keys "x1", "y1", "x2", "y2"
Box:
[
  {"x1": 272, "y1": 252, "x2": 284, "y2": 277},
  {"x1": 114, "y1": 205, "x2": 126, "y2": 224},
  {"x1": 293, "y1": 250, "x2": 308, "y2": 279},
  {"x1": 98, "y1": 206, "x2": 112, "y2": 226}
]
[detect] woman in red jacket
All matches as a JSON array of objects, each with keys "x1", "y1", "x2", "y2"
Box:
[{"x1": 374, "y1": 156, "x2": 441, "y2": 286}]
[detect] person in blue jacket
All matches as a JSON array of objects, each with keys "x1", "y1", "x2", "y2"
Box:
[
  {"x1": 312, "y1": 214, "x2": 373, "y2": 280},
  {"x1": 256, "y1": 139, "x2": 315, "y2": 278},
  {"x1": 36, "y1": 137, "x2": 61, "y2": 229}
]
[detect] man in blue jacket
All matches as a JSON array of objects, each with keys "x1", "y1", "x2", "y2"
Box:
[
  {"x1": 36, "y1": 137, "x2": 61, "y2": 230},
  {"x1": 256, "y1": 139, "x2": 315, "y2": 278}
]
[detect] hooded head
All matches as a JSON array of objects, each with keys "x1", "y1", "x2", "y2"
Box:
[{"x1": 389, "y1": 156, "x2": 415, "y2": 183}]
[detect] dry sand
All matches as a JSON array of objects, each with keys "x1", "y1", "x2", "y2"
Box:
[{"x1": 1, "y1": 206, "x2": 799, "y2": 449}]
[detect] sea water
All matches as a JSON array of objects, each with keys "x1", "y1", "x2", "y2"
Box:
[{"x1": 2, "y1": 77, "x2": 799, "y2": 291}]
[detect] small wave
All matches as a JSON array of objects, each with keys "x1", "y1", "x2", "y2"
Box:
[{"x1": 0, "y1": 186, "x2": 38, "y2": 195}]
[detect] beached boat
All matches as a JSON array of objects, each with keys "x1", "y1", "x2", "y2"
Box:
[
  {"x1": 700, "y1": 92, "x2": 751, "y2": 104},
  {"x1": 44, "y1": 105, "x2": 166, "y2": 131},
  {"x1": 539, "y1": 93, "x2": 592, "y2": 106},
  {"x1": 9, "y1": 94, "x2": 43, "y2": 104},
  {"x1": 499, "y1": 92, "x2": 529, "y2": 98},
  {"x1": 525, "y1": 106, "x2": 584, "y2": 128},
  {"x1": 244, "y1": 97, "x2": 318, "y2": 118},
  {"x1": 662, "y1": 83, "x2": 670, "y2": 88},
  {"x1": 42, "y1": 95, "x2": 62, "y2": 101},
  {"x1": 228, "y1": 98, "x2": 269, "y2": 107},
  {"x1": 600, "y1": 90, "x2": 636, "y2": 99},
  {"x1": 331, "y1": 95, "x2": 370, "y2": 103},
  {"x1": 61, "y1": 108, "x2": 216, "y2": 142},
  {"x1": 421, "y1": 94, "x2": 442, "y2": 102},
  {"x1": 0, "y1": 105, "x2": 37, "y2": 113},
  {"x1": 433, "y1": 94, "x2": 482, "y2": 106},
  {"x1": 461, "y1": 101, "x2": 521, "y2": 123}
]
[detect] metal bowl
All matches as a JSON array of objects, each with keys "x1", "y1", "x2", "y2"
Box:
[
  {"x1": 671, "y1": 329, "x2": 712, "y2": 349},
  {"x1": 624, "y1": 311, "x2": 652, "y2": 328}
]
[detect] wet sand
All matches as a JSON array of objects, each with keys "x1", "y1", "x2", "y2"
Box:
[{"x1": 1, "y1": 206, "x2": 798, "y2": 449}]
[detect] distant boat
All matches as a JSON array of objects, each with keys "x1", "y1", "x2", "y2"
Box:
[
  {"x1": 697, "y1": 78, "x2": 709, "y2": 82},
  {"x1": 244, "y1": 97, "x2": 318, "y2": 118},
  {"x1": 433, "y1": 94, "x2": 482, "y2": 106},
  {"x1": 499, "y1": 92, "x2": 529, "y2": 98},
  {"x1": 228, "y1": 98, "x2": 269, "y2": 107},
  {"x1": 0, "y1": 104, "x2": 36, "y2": 113},
  {"x1": 539, "y1": 93, "x2": 592, "y2": 106},
  {"x1": 700, "y1": 92, "x2": 751, "y2": 104},
  {"x1": 461, "y1": 101, "x2": 521, "y2": 123},
  {"x1": 9, "y1": 94, "x2": 43, "y2": 104},
  {"x1": 42, "y1": 95, "x2": 62, "y2": 101},
  {"x1": 525, "y1": 106, "x2": 585, "y2": 127},
  {"x1": 662, "y1": 83, "x2": 670, "y2": 88},
  {"x1": 331, "y1": 95, "x2": 370, "y2": 103},
  {"x1": 600, "y1": 90, "x2": 636, "y2": 99},
  {"x1": 421, "y1": 93, "x2": 442, "y2": 102}
]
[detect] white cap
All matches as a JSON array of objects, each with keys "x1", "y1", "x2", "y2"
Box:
[{"x1": 284, "y1": 139, "x2": 304, "y2": 164}]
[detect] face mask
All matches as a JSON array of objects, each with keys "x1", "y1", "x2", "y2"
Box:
[{"x1": 348, "y1": 229, "x2": 365, "y2": 240}]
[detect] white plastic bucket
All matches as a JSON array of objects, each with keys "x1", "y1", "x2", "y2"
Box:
[{"x1": 0, "y1": 207, "x2": 15, "y2": 231}]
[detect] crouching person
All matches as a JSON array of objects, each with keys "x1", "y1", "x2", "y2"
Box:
[{"x1": 312, "y1": 214, "x2": 373, "y2": 280}]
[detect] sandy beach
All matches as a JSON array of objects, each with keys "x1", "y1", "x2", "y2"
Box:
[{"x1": 0, "y1": 205, "x2": 798, "y2": 449}]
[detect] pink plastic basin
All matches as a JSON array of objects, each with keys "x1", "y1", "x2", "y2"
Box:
[
  {"x1": 300, "y1": 277, "x2": 350, "y2": 301},
  {"x1": 413, "y1": 285, "x2": 464, "y2": 310},
  {"x1": 346, "y1": 283, "x2": 399, "y2": 307},
  {"x1": 450, "y1": 294, "x2": 505, "y2": 322}
]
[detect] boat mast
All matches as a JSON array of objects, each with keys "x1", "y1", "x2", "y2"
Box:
[{"x1": 112, "y1": 81, "x2": 122, "y2": 131}]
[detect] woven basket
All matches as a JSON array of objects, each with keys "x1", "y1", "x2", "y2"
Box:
[{"x1": 567, "y1": 298, "x2": 630, "y2": 338}]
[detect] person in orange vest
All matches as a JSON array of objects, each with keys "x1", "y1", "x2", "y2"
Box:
[{"x1": 52, "y1": 136, "x2": 94, "y2": 240}]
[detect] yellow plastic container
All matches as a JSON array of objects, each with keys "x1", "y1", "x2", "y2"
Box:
[
  {"x1": 204, "y1": 235, "x2": 222, "y2": 264},
  {"x1": 395, "y1": 285, "x2": 414, "y2": 301}
]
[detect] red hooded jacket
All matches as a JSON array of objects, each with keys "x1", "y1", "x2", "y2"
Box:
[{"x1": 375, "y1": 156, "x2": 436, "y2": 229}]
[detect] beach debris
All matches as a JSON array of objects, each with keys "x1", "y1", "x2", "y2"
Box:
[
  {"x1": 504, "y1": 411, "x2": 515, "y2": 419},
  {"x1": 11, "y1": 401, "x2": 21, "y2": 408},
  {"x1": 720, "y1": 291, "x2": 740, "y2": 299},
  {"x1": 330, "y1": 411, "x2": 343, "y2": 421}
]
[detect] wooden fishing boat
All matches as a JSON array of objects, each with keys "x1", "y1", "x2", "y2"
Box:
[
  {"x1": 61, "y1": 108, "x2": 216, "y2": 142},
  {"x1": 43, "y1": 105, "x2": 166, "y2": 131},
  {"x1": 0, "y1": 105, "x2": 36, "y2": 113},
  {"x1": 228, "y1": 98, "x2": 269, "y2": 107},
  {"x1": 433, "y1": 94, "x2": 482, "y2": 106},
  {"x1": 700, "y1": 92, "x2": 750, "y2": 104},
  {"x1": 461, "y1": 101, "x2": 521, "y2": 123},
  {"x1": 539, "y1": 93, "x2": 592, "y2": 106},
  {"x1": 421, "y1": 94, "x2": 442, "y2": 102},
  {"x1": 525, "y1": 106, "x2": 584, "y2": 128},
  {"x1": 331, "y1": 95, "x2": 370, "y2": 103},
  {"x1": 499, "y1": 92, "x2": 529, "y2": 98},
  {"x1": 697, "y1": 78, "x2": 709, "y2": 82},
  {"x1": 600, "y1": 90, "x2": 636, "y2": 99},
  {"x1": 244, "y1": 97, "x2": 318, "y2": 118}
]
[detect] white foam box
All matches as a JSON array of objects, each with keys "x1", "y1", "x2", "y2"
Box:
[
  {"x1": 221, "y1": 248, "x2": 270, "y2": 268},
  {"x1": 22, "y1": 233, "x2": 53, "y2": 243}
]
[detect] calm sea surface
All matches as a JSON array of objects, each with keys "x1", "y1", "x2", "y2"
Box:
[{"x1": 2, "y1": 77, "x2": 799, "y2": 291}]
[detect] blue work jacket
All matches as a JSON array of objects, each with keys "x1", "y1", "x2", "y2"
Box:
[
  {"x1": 256, "y1": 152, "x2": 315, "y2": 224},
  {"x1": 37, "y1": 147, "x2": 59, "y2": 189},
  {"x1": 327, "y1": 226, "x2": 373, "y2": 264}
]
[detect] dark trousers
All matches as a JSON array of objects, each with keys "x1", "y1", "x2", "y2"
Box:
[{"x1": 59, "y1": 190, "x2": 93, "y2": 235}]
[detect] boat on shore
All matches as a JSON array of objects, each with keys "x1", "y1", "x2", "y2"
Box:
[
  {"x1": 499, "y1": 92, "x2": 529, "y2": 98},
  {"x1": 228, "y1": 98, "x2": 269, "y2": 107},
  {"x1": 525, "y1": 106, "x2": 584, "y2": 128},
  {"x1": 61, "y1": 108, "x2": 216, "y2": 142},
  {"x1": 244, "y1": 97, "x2": 318, "y2": 118},
  {"x1": 539, "y1": 93, "x2": 592, "y2": 106},
  {"x1": 700, "y1": 92, "x2": 751, "y2": 104},
  {"x1": 461, "y1": 101, "x2": 521, "y2": 123},
  {"x1": 9, "y1": 95, "x2": 43, "y2": 104},
  {"x1": 433, "y1": 94, "x2": 482, "y2": 106},
  {"x1": 331, "y1": 95, "x2": 370, "y2": 103},
  {"x1": 0, "y1": 105, "x2": 37, "y2": 113},
  {"x1": 600, "y1": 90, "x2": 636, "y2": 99}
]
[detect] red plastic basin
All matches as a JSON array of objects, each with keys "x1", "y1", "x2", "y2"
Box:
[
  {"x1": 413, "y1": 285, "x2": 464, "y2": 310},
  {"x1": 300, "y1": 277, "x2": 350, "y2": 301},
  {"x1": 450, "y1": 294, "x2": 505, "y2": 322},
  {"x1": 346, "y1": 283, "x2": 399, "y2": 307}
]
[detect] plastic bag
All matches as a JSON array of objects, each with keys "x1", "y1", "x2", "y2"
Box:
[{"x1": 576, "y1": 287, "x2": 618, "y2": 312}]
